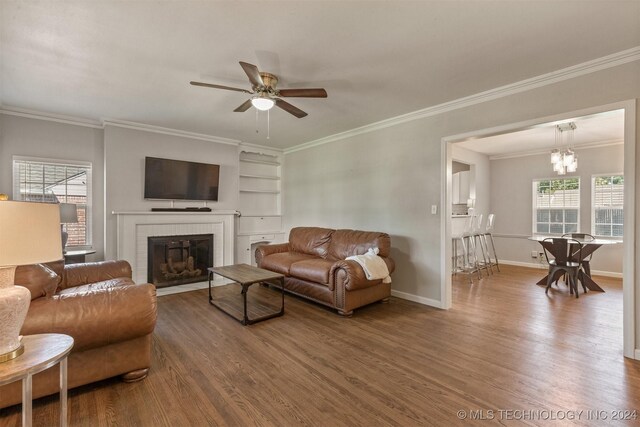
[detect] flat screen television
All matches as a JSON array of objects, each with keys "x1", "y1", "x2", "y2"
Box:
[{"x1": 144, "y1": 157, "x2": 220, "y2": 201}]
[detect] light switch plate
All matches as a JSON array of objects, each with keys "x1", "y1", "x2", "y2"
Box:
[{"x1": 431, "y1": 205, "x2": 438, "y2": 214}]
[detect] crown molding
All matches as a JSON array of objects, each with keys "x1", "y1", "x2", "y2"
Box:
[
  {"x1": 0, "y1": 105, "x2": 103, "y2": 129},
  {"x1": 239, "y1": 141, "x2": 284, "y2": 154},
  {"x1": 285, "y1": 46, "x2": 640, "y2": 155},
  {"x1": 102, "y1": 119, "x2": 241, "y2": 146},
  {"x1": 488, "y1": 139, "x2": 624, "y2": 160},
  {"x1": 0, "y1": 105, "x2": 250, "y2": 147}
]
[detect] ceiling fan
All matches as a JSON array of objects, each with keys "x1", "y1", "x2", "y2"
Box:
[{"x1": 190, "y1": 61, "x2": 327, "y2": 118}]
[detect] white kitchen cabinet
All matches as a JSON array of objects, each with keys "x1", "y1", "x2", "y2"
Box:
[{"x1": 452, "y1": 171, "x2": 471, "y2": 204}]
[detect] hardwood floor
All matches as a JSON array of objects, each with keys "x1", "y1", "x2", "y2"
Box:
[{"x1": 2, "y1": 265, "x2": 640, "y2": 426}]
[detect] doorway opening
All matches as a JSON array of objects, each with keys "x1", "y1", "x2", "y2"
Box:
[{"x1": 440, "y1": 100, "x2": 636, "y2": 358}]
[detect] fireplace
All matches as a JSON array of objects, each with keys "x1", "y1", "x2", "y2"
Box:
[{"x1": 147, "y1": 234, "x2": 213, "y2": 287}]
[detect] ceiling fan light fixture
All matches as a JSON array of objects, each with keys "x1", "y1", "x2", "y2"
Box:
[{"x1": 251, "y1": 95, "x2": 275, "y2": 111}]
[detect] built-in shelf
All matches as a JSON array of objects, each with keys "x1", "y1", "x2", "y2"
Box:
[
  {"x1": 239, "y1": 158, "x2": 280, "y2": 166},
  {"x1": 237, "y1": 148, "x2": 282, "y2": 248},
  {"x1": 239, "y1": 189, "x2": 281, "y2": 194},
  {"x1": 239, "y1": 174, "x2": 280, "y2": 180}
]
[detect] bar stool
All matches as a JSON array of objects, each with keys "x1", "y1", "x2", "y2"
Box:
[
  {"x1": 471, "y1": 214, "x2": 493, "y2": 276},
  {"x1": 452, "y1": 216, "x2": 481, "y2": 283},
  {"x1": 482, "y1": 213, "x2": 500, "y2": 272}
]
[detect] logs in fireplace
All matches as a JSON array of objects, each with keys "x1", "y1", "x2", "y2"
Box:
[{"x1": 147, "y1": 234, "x2": 213, "y2": 287}]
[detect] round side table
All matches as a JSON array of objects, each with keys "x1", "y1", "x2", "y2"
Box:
[{"x1": 0, "y1": 334, "x2": 74, "y2": 427}]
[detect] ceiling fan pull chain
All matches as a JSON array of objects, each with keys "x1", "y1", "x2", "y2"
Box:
[
  {"x1": 255, "y1": 109, "x2": 259, "y2": 134},
  {"x1": 267, "y1": 109, "x2": 270, "y2": 140}
]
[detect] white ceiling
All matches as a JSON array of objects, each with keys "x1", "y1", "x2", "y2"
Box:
[
  {"x1": 1, "y1": 1, "x2": 639, "y2": 149},
  {"x1": 456, "y1": 109, "x2": 625, "y2": 157}
]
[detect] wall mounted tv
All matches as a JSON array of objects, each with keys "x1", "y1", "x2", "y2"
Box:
[{"x1": 144, "y1": 157, "x2": 220, "y2": 201}]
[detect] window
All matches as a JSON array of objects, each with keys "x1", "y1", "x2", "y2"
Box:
[
  {"x1": 13, "y1": 157, "x2": 92, "y2": 248},
  {"x1": 533, "y1": 178, "x2": 579, "y2": 235},
  {"x1": 592, "y1": 174, "x2": 624, "y2": 238}
]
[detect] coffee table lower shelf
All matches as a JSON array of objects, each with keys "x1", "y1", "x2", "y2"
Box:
[{"x1": 208, "y1": 264, "x2": 285, "y2": 325}]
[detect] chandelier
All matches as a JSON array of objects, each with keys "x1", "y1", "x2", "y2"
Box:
[{"x1": 550, "y1": 122, "x2": 577, "y2": 175}]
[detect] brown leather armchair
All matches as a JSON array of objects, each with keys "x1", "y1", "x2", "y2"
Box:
[
  {"x1": 256, "y1": 227, "x2": 395, "y2": 316},
  {"x1": 0, "y1": 260, "x2": 157, "y2": 409}
]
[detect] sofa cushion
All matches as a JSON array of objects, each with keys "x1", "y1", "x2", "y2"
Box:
[
  {"x1": 328, "y1": 229, "x2": 391, "y2": 260},
  {"x1": 14, "y1": 263, "x2": 62, "y2": 300},
  {"x1": 56, "y1": 277, "x2": 136, "y2": 296},
  {"x1": 289, "y1": 258, "x2": 335, "y2": 285},
  {"x1": 260, "y1": 252, "x2": 317, "y2": 275},
  {"x1": 62, "y1": 260, "x2": 132, "y2": 290},
  {"x1": 289, "y1": 227, "x2": 334, "y2": 258},
  {"x1": 23, "y1": 282, "x2": 156, "y2": 352}
]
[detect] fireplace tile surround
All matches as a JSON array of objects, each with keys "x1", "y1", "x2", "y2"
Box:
[{"x1": 114, "y1": 211, "x2": 236, "y2": 285}]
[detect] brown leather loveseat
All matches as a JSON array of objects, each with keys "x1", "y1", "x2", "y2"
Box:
[
  {"x1": 0, "y1": 260, "x2": 157, "y2": 408},
  {"x1": 256, "y1": 227, "x2": 395, "y2": 316}
]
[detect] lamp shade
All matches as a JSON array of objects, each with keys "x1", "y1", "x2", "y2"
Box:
[
  {"x1": 59, "y1": 203, "x2": 78, "y2": 224},
  {"x1": 0, "y1": 201, "x2": 63, "y2": 267},
  {"x1": 0, "y1": 201, "x2": 63, "y2": 362}
]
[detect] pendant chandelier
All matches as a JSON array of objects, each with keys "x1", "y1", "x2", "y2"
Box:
[{"x1": 550, "y1": 122, "x2": 577, "y2": 175}]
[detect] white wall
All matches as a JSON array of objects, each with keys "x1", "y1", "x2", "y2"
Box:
[
  {"x1": 103, "y1": 125, "x2": 239, "y2": 259},
  {"x1": 285, "y1": 120, "x2": 440, "y2": 301},
  {"x1": 283, "y1": 60, "x2": 640, "y2": 304},
  {"x1": 0, "y1": 114, "x2": 105, "y2": 260},
  {"x1": 0, "y1": 116, "x2": 241, "y2": 261},
  {"x1": 490, "y1": 144, "x2": 624, "y2": 274}
]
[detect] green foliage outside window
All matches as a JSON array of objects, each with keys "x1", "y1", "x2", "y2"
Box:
[
  {"x1": 594, "y1": 175, "x2": 623, "y2": 186},
  {"x1": 536, "y1": 178, "x2": 579, "y2": 194}
]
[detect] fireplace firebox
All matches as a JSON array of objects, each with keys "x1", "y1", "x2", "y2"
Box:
[{"x1": 147, "y1": 234, "x2": 213, "y2": 287}]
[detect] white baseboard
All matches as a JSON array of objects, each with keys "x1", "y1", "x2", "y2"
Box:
[
  {"x1": 159, "y1": 280, "x2": 446, "y2": 309},
  {"x1": 156, "y1": 277, "x2": 232, "y2": 297},
  {"x1": 391, "y1": 290, "x2": 442, "y2": 309},
  {"x1": 583, "y1": 269, "x2": 622, "y2": 279},
  {"x1": 634, "y1": 349, "x2": 640, "y2": 361},
  {"x1": 499, "y1": 259, "x2": 623, "y2": 278},
  {"x1": 500, "y1": 259, "x2": 548, "y2": 269}
]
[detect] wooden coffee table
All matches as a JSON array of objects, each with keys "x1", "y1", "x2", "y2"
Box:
[{"x1": 208, "y1": 264, "x2": 285, "y2": 325}]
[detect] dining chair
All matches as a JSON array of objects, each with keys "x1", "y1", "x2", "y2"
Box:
[
  {"x1": 562, "y1": 232, "x2": 596, "y2": 293},
  {"x1": 562, "y1": 232, "x2": 596, "y2": 274},
  {"x1": 542, "y1": 237, "x2": 583, "y2": 298}
]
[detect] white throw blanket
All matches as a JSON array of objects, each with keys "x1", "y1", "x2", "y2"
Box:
[{"x1": 346, "y1": 247, "x2": 392, "y2": 284}]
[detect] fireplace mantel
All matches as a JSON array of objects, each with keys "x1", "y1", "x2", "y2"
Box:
[{"x1": 113, "y1": 210, "x2": 236, "y2": 284}]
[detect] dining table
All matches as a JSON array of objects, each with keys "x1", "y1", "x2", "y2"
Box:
[{"x1": 528, "y1": 235, "x2": 620, "y2": 292}]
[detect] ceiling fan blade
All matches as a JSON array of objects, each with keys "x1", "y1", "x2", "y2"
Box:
[
  {"x1": 278, "y1": 88, "x2": 327, "y2": 98},
  {"x1": 190, "y1": 81, "x2": 251, "y2": 94},
  {"x1": 239, "y1": 61, "x2": 265, "y2": 88},
  {"x1": 275, "y1": 99, "x2": 307, "y2": 118},
  {"x1": 233, "y1": 99, "x2": 253, "y2": 113}
]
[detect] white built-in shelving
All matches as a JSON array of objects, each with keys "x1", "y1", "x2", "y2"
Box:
[
  {"x1": 238, "y1": 150, "x2": 281, "y2": 216},
  {"x1": 236, "y1": 147, "x2": 285, "y2": 265}
]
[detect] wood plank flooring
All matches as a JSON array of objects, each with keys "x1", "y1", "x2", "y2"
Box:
[{"x1": 2, "y1": 265, "x2": 640, "y2": 426}]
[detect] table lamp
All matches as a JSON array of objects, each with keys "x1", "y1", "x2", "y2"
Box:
[
  {"x1": 59, "y1": 203, "x2": 78, "y2": 251},
  {"x1": 0, "y1": 201, "x2": 62, "y2": 362}
]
